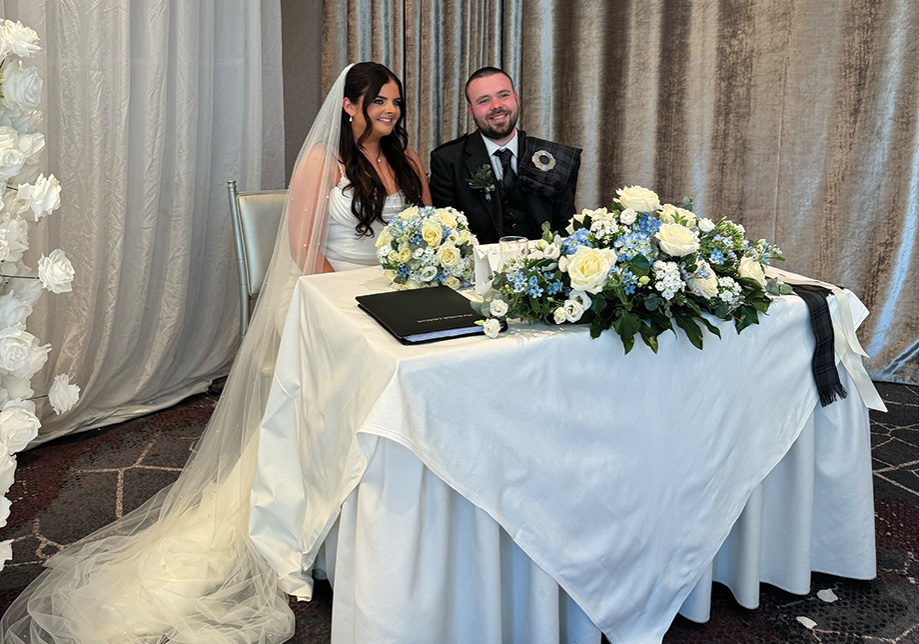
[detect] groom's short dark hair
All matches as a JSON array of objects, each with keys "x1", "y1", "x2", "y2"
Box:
[{"x1": 464, "y1": 67, "x2": 515, "y2": 103}]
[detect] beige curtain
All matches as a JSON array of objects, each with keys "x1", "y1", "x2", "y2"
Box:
[{"x1": 316, "y1": 0, "x2": 919, "y2": 384}]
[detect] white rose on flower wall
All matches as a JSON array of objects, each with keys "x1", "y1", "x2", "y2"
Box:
[
  {"x1": 0, "y1": 326, "x2": 50, "y2": 379},
  {"x1": 0, "y1": 453, "x2": 15, "y2": 495},
  {"x1": 1, "y1": 60, "x2": 42, "y2": 110},
  {"x1": 38, "y1": 249, "x2": 75, "y2": 293},
  {"x1": 0, "y1": 21, "x2": 40, "y2": 59},
  {"x1": 17, "y1": 173, "x2": 62, "y2": 220},
  {"x1": 0, "y1": 293, "x2": 31, "y2": 328},
  {"x1": 0, "y1": 18, "x2": 81, "y2": 571},
  {"x1": 0, "y1": 398, "x2": 40, "y2": 453},
  {"x1": 48, "y1": 374, "x2": 80, "y2": 414},
  {"x1": 0, "y1": 218, "x2": 30, "y2": 262}
]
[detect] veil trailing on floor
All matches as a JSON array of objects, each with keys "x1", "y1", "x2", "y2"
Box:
[{"x1": 0, "y1": 65, "x2": 355, "y2": 643}]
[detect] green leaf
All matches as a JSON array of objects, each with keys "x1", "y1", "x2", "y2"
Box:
[
  {"x1": 638, "y1": 323, "x2": 660, "y2": 353},
  {"x1": 697, "y1": 315, "x2": 721, "y2": 338},
  {"x1": 673, "y1": 313, "x2": 704, "y2": 350},
  {"x1": 630, "y1": 255, "x2": 651, "y2": 276}
]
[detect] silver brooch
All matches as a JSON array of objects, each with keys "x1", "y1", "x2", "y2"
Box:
[{"x1": 531, "y1": 150, "x2": 556, "y2": 172}]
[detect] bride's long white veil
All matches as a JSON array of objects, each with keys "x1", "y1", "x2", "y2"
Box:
[{"x1": 0, "y1": 65, "x2": 354, "y2": 643}]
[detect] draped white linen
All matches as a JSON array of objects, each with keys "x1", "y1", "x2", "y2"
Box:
[{"x1": 0, "y1": 1, "x2": 285, "y2": 443}]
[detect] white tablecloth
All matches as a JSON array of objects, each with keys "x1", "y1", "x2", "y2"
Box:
[{"x1": 250, "y1": 267, "x2": 876, "y2": 644}]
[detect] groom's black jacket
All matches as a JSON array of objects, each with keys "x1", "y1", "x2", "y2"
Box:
[{"x1": 429, "y1": 130, "x2": 581, "y2": 244}]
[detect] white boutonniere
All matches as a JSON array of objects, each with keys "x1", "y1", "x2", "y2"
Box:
[{"x1": 531, "y1": 150, "x2": 556, "y2": 172}]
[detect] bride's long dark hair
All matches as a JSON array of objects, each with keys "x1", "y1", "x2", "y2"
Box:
[{"x1": 340, "y1": 62, "x2": 423, "y2": 236}]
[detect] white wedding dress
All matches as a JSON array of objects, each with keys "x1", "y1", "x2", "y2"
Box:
[
  {"x1": 0, "y1": 65, "x2": 402, "y2": 644},
  {"x1": 325, "y1": 172, "x2": 403, "y2": 271}
]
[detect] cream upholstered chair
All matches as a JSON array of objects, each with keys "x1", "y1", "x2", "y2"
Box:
[{"x1": 227, "y1": 180, "x2": 287, "y2": 338}]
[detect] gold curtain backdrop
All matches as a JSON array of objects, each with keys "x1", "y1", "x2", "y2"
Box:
[{"x1": 316, "y1": 0, "x2": 918, "y2": 384}]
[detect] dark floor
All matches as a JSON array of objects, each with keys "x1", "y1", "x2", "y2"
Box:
[{"x1": 1, "y1": 382, "x2": 918, "y2": 643}]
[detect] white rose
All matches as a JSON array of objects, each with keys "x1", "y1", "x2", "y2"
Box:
[
  {"x1": 374, "y1": 227, "x2": 393, "y2": 249},
  {"x1": 656, "y1": 223, "x2": 700, "y2": 257},
  {"x1": 17, "y1": 174, "x2": 61, "y2": 220},
  {"x1": 0, "y1": 127, "x2": 18, "y2": 150},
  {"x1": 2, "y1": 376, "x2": 32, "y2": 400},
  {"x1": 489, "y1": 299, "x2": 509, "y2": 317},
  {"x1": 686, "y1": 261, "x2": 719, "y2": 299},
  {"x1": 543, "y1": 243, "x2": 560, "y2": 260},
  {"x1": 0, "y1": 218, "x2": 29, "y2": 263},
  {"x1": 615, "y1": 185, "x2": 661, "y2": 212},
  {"x1": 698, "y1": 218, "x2": 715, "y2": 233},
  {"x1": 38, "y1": 249, "x2": 75, "y2": 294},
  {"x1": 558, "y1": 255, "x2": 569, "y2": 272},
  {"x1": 0, "y1": 398, "x2": 40, "y2": 453},
  {"x1": 378, "y1": 243, "x2": 393, "y2": 257},
  {"x1": 0, "y1": 107, "x2": 41, "y2": 133},
  {"x1": 0, "y1": 327, "x2": 50, "y2": 378},
  {"x1": 0, "y1": 452, "x2": 15, "y2": 496},
  {"x1": 0, "y1": 293, "x2": 31, "y2": 328},
  {"x1": 48, "y1": 374, "x2": 81, "y2": 415},
  {"x1": 443, "y1": 276, "x2": 461, "y2": 289},
  {"x1": 563, "y1": 299, "x2": 585, "y2": 322},
  {"x1": 659, "y1": 204, "x2": 697, "y2": 226},
  {"x1": 482, "y1": 317, "x2": 501, "y2": 338},
  {"x1": 0, "y1": 147, "x2": 25, "y2": 181},
  {"x1": 565, "y1": 246, "x2": 617, "y2": 294},
  {"x1": 437, "y1": 209, "x2": 457, "y2": 228},
  {"x1": 2, "y1": 61, "x2": 42, "y2": 110},
  {"x1": 420, "y1": 219, "x2": 443, "y2": 247},
  {"x1": 0, "y1": 20, "x2": 41, "y2": 58},
  {"x1": 619, "y1": 208, "x2": 637, "y2": 225},
  {"x1": 580, "y1": 207, "x2": 614, "y2": 221},
  {"x1": 738, "y1": 255, "x2": 767, "y2": 287},
  {"x1": 553, "y1": 307, "x2": 567, "y2": 324},
  {"x1": 436, "y1": 244, "x2": 461, "y2": 268},
  {"x1": 404, "y1": 279, "x2": 422, "y2": 290},
  {"x1": 17, "y1": 132, "x2": 44, "y2": 164}
]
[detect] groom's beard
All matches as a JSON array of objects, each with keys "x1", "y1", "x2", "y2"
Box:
[{"x1": 474, "y1": 106, "x2": 518, "y2": 140}]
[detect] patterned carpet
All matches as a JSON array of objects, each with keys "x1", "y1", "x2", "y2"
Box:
[{"x1": 1, "y1": 382, "x2": 917, "y2": 643}]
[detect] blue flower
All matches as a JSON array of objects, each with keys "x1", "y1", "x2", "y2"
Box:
[
  {"x1": 614, "y1": 231, "x2": 654, "y2": 262},
  {"x1": 709, "y1": 249, "x2": 725, "y2": 265},
  {"x1": 510, "y1": 271, "x2": 527, "y2": 293},
  {"x1": 547, "y1": 280, "x2": 564, "y2": 295},
  {"x1": 562, "y1": 228, "x2": 592, "y2": 255},
  {"x1": 618, "y1": 267, "x2": 638, "y2": 295}
]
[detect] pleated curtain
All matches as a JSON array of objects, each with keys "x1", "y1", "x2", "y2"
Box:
[
  {"x1": 0, "y1": 0, "x2": 285, "y2": 443},
  {"x1": 318, "y1": 0, "x2": 918, "y2": 384}
]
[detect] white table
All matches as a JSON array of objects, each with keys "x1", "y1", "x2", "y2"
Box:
[{"x1": 250, "y1": 267, "x2": 876, "y2": 644}]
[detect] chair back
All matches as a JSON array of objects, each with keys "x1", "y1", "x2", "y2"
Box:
[{"x1": 227, "y1": 180, "x2": 287, "y2": 337}]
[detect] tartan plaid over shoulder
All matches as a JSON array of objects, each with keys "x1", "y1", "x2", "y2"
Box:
[{"x1": 517, "y1": 136, "x2": 582, "y2": 200}]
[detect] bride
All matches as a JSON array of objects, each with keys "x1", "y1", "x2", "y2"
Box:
[{"x1": 1, "y1": 62, "x2": 430, "y2": 643}]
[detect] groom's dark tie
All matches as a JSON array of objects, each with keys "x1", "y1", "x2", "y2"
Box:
[{"x1": 494, "y1": 148, "x2": 517, "y2": 193}]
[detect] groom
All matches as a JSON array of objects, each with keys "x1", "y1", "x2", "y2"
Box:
[{"x1": 429, "y1": 67, "x2": 582, "y2": 244}]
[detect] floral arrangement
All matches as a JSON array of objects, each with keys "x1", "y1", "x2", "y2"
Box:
[
  {"x1": 0, "y1": 20, "x2": 80, "y2": 571},
  {"x1": 476, "y1": 185, "x2": 790, "y2": 349},
  {"x1": 376, "y1": 205, "x2": 476, "y2": 289}
]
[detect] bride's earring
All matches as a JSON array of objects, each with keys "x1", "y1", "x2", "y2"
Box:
[{"x1": 349, "y1": 116, "x2": 353, "y2": 123}]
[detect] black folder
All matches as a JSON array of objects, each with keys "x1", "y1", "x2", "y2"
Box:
[{"x1": 356, "y1": 286, "x2": 489, "y2": 344}]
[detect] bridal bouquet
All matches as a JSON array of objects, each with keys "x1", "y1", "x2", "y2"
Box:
[
  {"x1": 477, "y1": 185, "x2": 789, "y2": 351},
  {"x1": 377, "y1": 205, "x2": 476, "y2": 289},
  {"x1": 0, "y1": 20, "x2": 80, "y2": 569}
]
